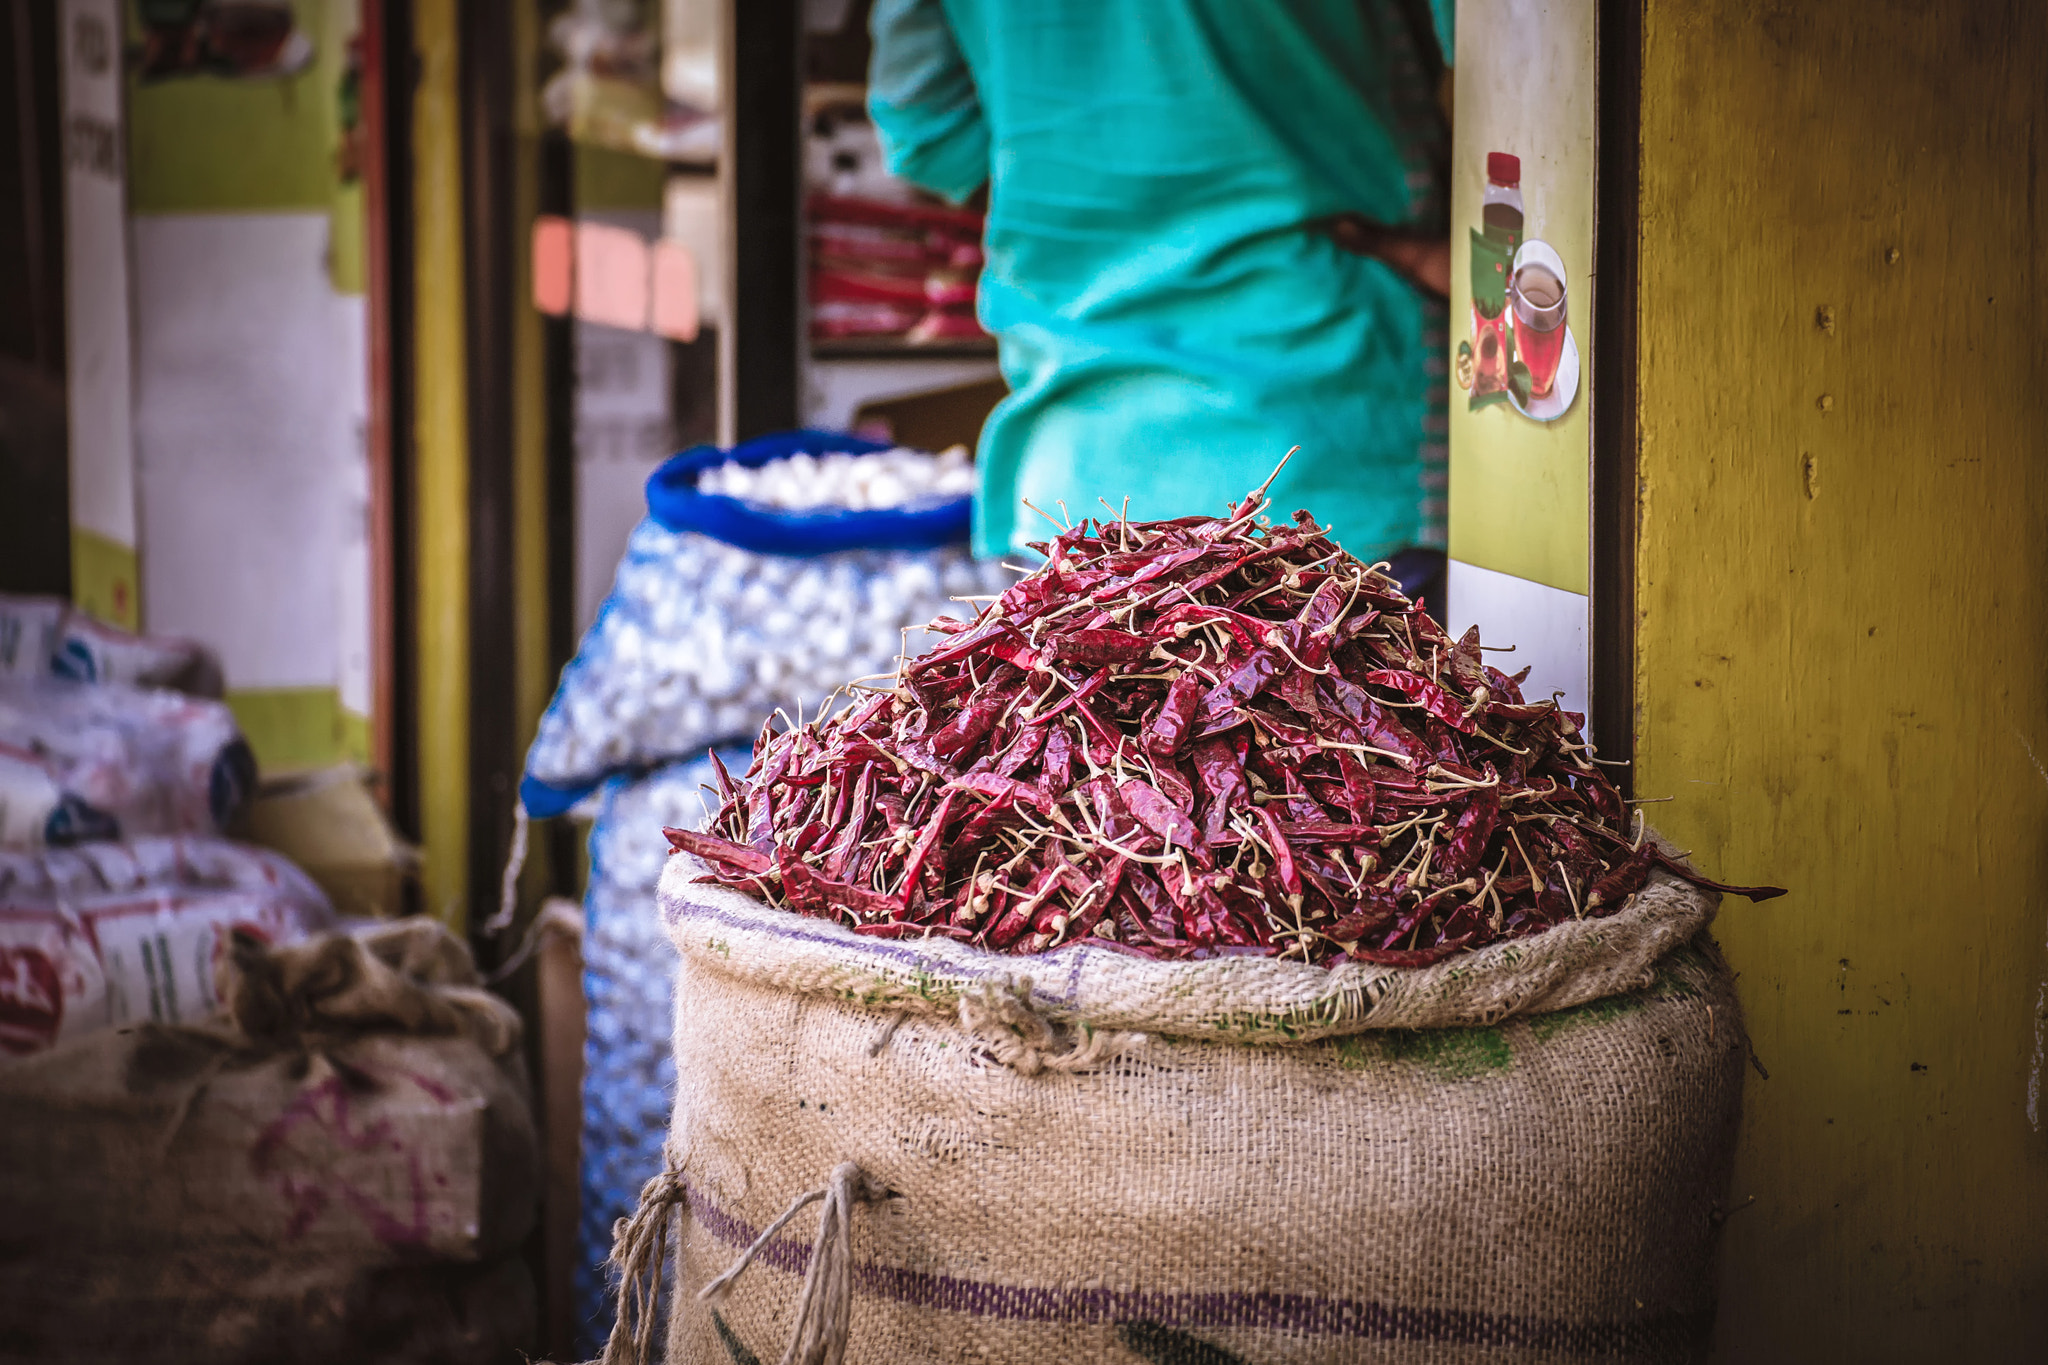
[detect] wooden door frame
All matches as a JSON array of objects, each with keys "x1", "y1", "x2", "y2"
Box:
[
  {"x1": 1591, "y1": 0, "x2": 1641, "y2": 792},
  {"x1": 728, "y1": 0, "x2": 801, "y2": 439},
  {"x1": 360, "y1": 0, "x2": 419, "y2": 837}
]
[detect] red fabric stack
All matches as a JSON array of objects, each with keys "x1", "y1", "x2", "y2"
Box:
[{"x1": 809, "y1": 195, "x2": 988, "y2": 345}]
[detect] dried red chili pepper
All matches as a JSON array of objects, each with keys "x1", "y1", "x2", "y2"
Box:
[
  {"x1": 1365, "y1": 669, "x2": 1477, "y2": 733},
  {"x1": 1142, "y1": 670, "x2": 1207, "y2": 757},
  {"x1": 1054, "y1": 627, "x2": 1155, "y2": 666},
  {"x1": 676, "y1": 476, "x2": 1781, "y2": 967},
  {"x1": 1120, "y1": 779, "x2": 1206, "y2": 862},
  {"x1": 1585, "y1": 845, "x2": 1655, "y2": 909},
  {"x1": 665, "y1": 826, "x2": 770, "y2": 877},
  {"x1": 1349, "y1": 935, "x2": 1475, "y2": 967}
]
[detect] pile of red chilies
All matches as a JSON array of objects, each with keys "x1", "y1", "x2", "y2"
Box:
[{"x1": 667, "y1": 484, "x2": 1783, "y2": 967}]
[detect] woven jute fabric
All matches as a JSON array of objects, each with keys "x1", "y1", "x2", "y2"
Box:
[
  {"x1": 653, "y1": 854, "x2": 1745, "y2": 1365},
  {"x1": 0, "y1": 921, "x2": 539, "y2": 1365},
  {"x1": 655, "y1": 845, "x2": 1716, "y2": 1042}
]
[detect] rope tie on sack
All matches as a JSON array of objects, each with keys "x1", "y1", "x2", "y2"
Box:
[
  {"x1": 700, "y1": 1161, "x2": 889, "y2": 1365},
  {"x1": 599, "y1": 1162, "x2": 689, "y2": 1365},
  {"x1": 957, "y1": 977, "x2": 1144, "y2": 1077},
  {"x1": 482, "y1": 800, "x2": 531, "y2": 937}
]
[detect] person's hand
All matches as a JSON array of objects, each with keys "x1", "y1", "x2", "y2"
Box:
[
  {"x1": 1322, "y1": 214, "x2": 1451, "y2": 301},
  {"x1": 1370, "y1": 236, "x2": 1450, "y2": 300}
]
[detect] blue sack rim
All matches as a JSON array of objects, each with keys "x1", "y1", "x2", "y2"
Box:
[
  {"x1": 522, "y1": 741, "x2": 758, "y2": 822},
  {"x1": 644, "y1": 429, "x2": 972, "y2": 557},
  {"x1": 520, "y1": 773, "x2": 601, "y2": 820}
]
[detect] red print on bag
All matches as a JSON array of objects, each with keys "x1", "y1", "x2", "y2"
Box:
[{"x1": 0, "y1": 945, "x2": 63, "y2": 1055}]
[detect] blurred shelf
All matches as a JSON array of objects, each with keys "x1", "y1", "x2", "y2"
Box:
[{"x1": 812, "y1": 337, "x2": 998, "y2": 361}]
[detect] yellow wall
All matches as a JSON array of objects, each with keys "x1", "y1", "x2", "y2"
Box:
[
  {"x1": 409, "y1": 0, "x2": 561, "y2": 929},
  {"x1": 413, "y1": 0, "x2": 470, "y2": 928},
  {"x1": 1633, "y1": 2, "x2": 2048, "y2": 1357}
]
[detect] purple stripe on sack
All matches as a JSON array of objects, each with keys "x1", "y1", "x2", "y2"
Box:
[
  {"x1": 1061, "y1": 950, "x2": 1085, "y2": 1008},
  {"x1": 681, "y1": 1181, "x2": 1709, "y2": 1354}
]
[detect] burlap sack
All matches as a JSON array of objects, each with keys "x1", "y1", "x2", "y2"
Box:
[
  {"x1": 0, "y1": 1251, "x2": 536, "y2": 1365},
  {"x1": 618, "y1": 850, "x2": 1748, "y2": 1365},
  {"x1": 0, "y1": 919, "x2": 540, "y2": 1365}
]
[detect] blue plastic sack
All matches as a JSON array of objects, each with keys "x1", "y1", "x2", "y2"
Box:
[
  {"x1": 523, "y1": 433, "x2": 1009, "y2": 818},
  {"x1": 571, "y1": 746, "x2": 747, "y2": 1358}
]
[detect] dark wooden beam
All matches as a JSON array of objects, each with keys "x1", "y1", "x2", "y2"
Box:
[
  {"x1": 729, "y1": 0, "x2": 801, "y2": 438},
  {"x1": 459, "y1": 0, "x2": 520, "y2": 949},
  {"x1": 1591, "y1": 0, "x2": 1643, "y2": 795},
  {"x1": 363, "y1": 0, "x2": 419, "y2": 842},
  {"x1": 538, "y1": 125, "x2": 581, "y2": 904}
]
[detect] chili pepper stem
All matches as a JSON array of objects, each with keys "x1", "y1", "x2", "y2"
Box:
[{"x1": 1271, "y1": 638, "x2": 1333, "y2": 675}]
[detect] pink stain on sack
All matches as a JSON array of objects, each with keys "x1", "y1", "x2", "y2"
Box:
[
  {"x1": 250, "y1": 1072, "x2": 434, "y2": 1248},
  {"x1": 532, "y1": 215, "x2": 573, "y2": 315},
  {"x1": 575, "y1": 221, "x2": 649, "y2": 331},
  {"x1": 275, "y1": 1176, "x2": 332, "y2": 1241},
  {"x1": 402, "y1": 1068, "x2": 456, "y2": 1104},
  {"x1": 338, "y1": 1148, "x2": 431, "y2": 1248}
]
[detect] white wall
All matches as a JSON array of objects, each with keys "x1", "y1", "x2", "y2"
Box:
[
  {"x1": 1446, "y1": 557, "x2": 1589, "y2": 729},
  {"x1": 60, "y1": 0, "x2": 137, "y2": 563},
  {"x1": 130, "y1": 211, "x2": 369, "y2": 697}
]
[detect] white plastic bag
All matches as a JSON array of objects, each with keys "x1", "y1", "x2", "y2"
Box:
[
  {"x1": 0, "y1": 837, "x2": 334, "y2": 1060},
  {"x1": 0, "y1": 678, "x2": 256, "y2": 849},
  {"x1": 0, "y1": 594, "x2": 223, "y2": 696}
]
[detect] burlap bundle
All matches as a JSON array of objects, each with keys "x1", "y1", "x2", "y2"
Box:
[
  {"x1": 0, "y1": 919, "x2": 539, "y2": 1365},
  {"x1": 625, "y1": 851, "x2": 1746, "y2": 1365}
]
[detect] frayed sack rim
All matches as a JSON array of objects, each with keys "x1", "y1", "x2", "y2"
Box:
[{"x1": 656, "y1": 845, "x2": 1717, "y2": 1043}]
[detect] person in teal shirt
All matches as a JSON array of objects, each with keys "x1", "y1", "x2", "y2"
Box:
[{"x1": 868, "y1": 0, "x2": 1453, "y2": 597}]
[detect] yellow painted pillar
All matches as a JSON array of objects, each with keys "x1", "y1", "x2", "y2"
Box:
[
  {"x1": 1632, "y1": 1, "x2": 2048, "y2": 1356},
  {"x1": 412, "y1": 0, "x2": 470, "y2": 929},
  {"x1": 510, "y1": 0, "x2": 559, "y2": 903}
]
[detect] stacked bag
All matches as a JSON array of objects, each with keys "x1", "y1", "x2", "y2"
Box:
[
  {"x1": 0, "y1": 592, "x2": 224, "y2": 695},
  {"x1": 803, "y1": 94, "x2": 988, "y2": 345},
  {"x1": 1, "y1": 594, "x2": 250, "y2": 849},
  {"x1": 808, "y1": 195, "x2": 989, "y2": 345},
  {"x1": 0, "y1": 599, "x2": 290, "y2": 1064},
  {"x1": 0, "y1": 838, "x2": 333, "y2": 1058},
  {"x1": 0, "y1": 919, "x2": 538, "y2": 1365},
  {"x1": 0, "y1": 597, "x2": 539, "y2": 1363},
  {"x1": 525, "y1": 431, "x2": 1009, "y2": 1356}
]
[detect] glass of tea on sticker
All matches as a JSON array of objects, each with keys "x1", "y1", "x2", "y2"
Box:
[{"x1": 1509, "y1": 241, "x2": 1569, "y2": 399}]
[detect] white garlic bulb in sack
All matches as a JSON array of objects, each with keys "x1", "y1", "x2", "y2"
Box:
[{"x1": 523, "y1": 439, "x2": 1018, "y2": 812}]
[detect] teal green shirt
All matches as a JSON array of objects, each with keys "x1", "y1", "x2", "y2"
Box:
[{"x1": 869, "y1": 0, "x2": 1451, "y2": 561}]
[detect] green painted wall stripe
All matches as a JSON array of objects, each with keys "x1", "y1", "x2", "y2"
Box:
[
  {"x1": 70, "y1": 527, "x2": 140, "y2": 632},
  {"x1": 225, "y1": 685, "x2": 371, "y2": 774},
  {"x1": 125, "y1": 0, "x2": 350, "y2": 215}
]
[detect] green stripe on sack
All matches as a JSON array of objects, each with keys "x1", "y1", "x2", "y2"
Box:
[
  {"x1": 1118, "y1": 1320, "x2": 1248, "y2": 1364},
  {"x1": 1529, "y1": 947, "x2": 1711, "y2": 1043},
  {"x1": 712, "y1": 1310, "x2": 762, "y2": 1365},
  {"x1": 1529, "y1": 993, "x2": 1648, "y2": 1043},
  {"x1": 1335, "y1": 1025, "x2": 1514, "y2": 1078}
]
